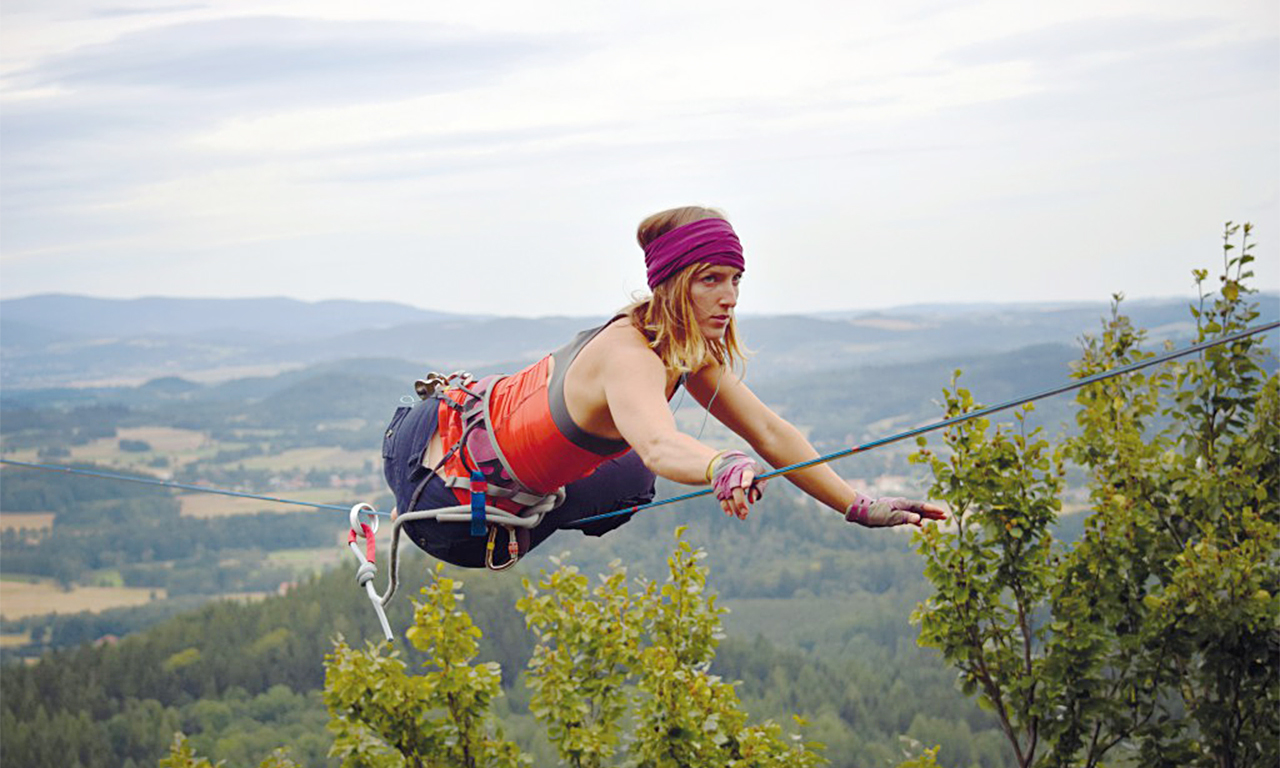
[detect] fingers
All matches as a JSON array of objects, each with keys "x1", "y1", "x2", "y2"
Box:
[
  {"x1": 734, "y1": 471, "x2": 755, "y2": 519},
  {"x1": 719, "y1": 488, "x2": 746, "y2": 519},
  {"x1": 721, "y1": 489, "x2": 748, "y2": 519},
  {"x1": 899, "y1": 499, "x2": 948, "y2": 521},
  {"x1": 720, "y1": 472, "x2": 757, "y2": 520},
  {"x1": 919, "y1": 502, "x2": 948, "y2": 520}
]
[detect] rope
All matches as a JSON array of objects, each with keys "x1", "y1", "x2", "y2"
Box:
[
  {"x1": 566, "y1": 319, "x2": 1280, "y2": 528},
  {"x1": 0, "y1": 459, "x2": 384, "y2": 515},
  {"x1": 2, "y1": 320, "x2": 1274, "y2": 527}
]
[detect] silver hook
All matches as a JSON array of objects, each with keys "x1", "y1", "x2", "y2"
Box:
[{"x1": 349, "y1": 502, "x2": 379, "y2": 536}]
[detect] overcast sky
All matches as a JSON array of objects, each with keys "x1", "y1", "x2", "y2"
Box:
[{"x1": 1, "y1": 0, "x2": 1276, "y2": 318}]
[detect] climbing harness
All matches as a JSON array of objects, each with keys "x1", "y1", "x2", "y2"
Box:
[
  {"x1": 422, "y1": 370, "x2": 567, "y2": 567},
  {"x1": 2, "y1": 320, "x2": 1276, "y2": 645},
  {"x1": 345, "y1": 370, "x2": 566, "y2": 641}
]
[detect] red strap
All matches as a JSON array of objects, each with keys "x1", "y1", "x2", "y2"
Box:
[{"x1": 347, "y1": 523, "x2": 376, "y2": 563}]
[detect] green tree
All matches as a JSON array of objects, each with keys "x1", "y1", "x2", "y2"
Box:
[
  {"x1": 521, "y1": 529, "x2": 826, "y2": 768},
  {"x1": 517, "y1": 555, "x2": 639, "y2": 767},
  {"x1": 159, "y1": 733, "x2": 300, "y2": 768},
  {"x1": 322, "y1": 530, "x2": 825, "y2": 768},
  {"x1": 625, "y1": 530, "x2": 824, "y2": 768},
  {"x1": 324, "y1": 564, "x2": 527, "y2": 768},
  {"x1": 910, "y1": 388, "x2": 1061, "y2": 768},
  {"x1": 911, "y1": 223, "x2": 1279, "y2": 768},
  {"x1": 1053, "y1": 222, "x2": 1278, "y2": 767}
]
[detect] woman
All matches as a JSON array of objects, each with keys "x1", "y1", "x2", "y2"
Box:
[{"x1": 382, "y1": 206, "x2": 945, "y2": 569}]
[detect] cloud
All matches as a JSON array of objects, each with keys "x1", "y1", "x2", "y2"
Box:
[
  {"x1": 0, "y1": 14, "x2": 584, "y2": 227},
  {"x1": 13, "y1": 15, "x2": 571, "y2": 101},
  {"x1": 90, "y1": 4, "x2": 211, "y2": 19},
  {"x1": 949, "y1": 35, "x2": 1279, "y2": 129},
  {"x1": 948, "y1": 15, "x2": 1224, "y2": 66},
  {"x1": 1, "y1": 1, "x2": 1275, "y2": 313}
]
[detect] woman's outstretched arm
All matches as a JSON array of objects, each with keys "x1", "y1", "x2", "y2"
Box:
[
  {"x1": 687, "y1": 364, "x2": 946, "y2": 526},
  {"x1": 598, "y1": 333, "x2": 758, "y2": 519}
]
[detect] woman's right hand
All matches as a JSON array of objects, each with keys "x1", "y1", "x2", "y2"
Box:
[{"x1": 710, "y1": 450, "x2": 767, "y2": 520}]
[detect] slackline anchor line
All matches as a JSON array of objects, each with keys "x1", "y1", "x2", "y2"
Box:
[
  {"x1": 564, "y1": 319, "x2": 1280, "y2": 529},
  {"x1": 2, "y1": 320, "x2": 1275, "y2": 525},
  {"x1": 0, "y1": 459, "x2": 381, "y2": 515}
]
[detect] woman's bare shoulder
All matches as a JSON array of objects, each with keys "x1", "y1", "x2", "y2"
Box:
[
  {"x1": 596, "y1": 316, "x2": 648, "y2": 346},
  {"x1": 588, "y1": 317, "x2": 661, "y2": 369}
]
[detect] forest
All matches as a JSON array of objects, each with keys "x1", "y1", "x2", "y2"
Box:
[{"x1": 2, "y1": 475, "x2": 1016, "y2": 767}]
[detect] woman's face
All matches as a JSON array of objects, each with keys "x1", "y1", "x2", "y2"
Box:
[{"x1": 689, "y1": 265, "x2": 742, "y2": 340}]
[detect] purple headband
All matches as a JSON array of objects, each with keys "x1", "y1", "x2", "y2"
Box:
[{"x1": 643, "y1": 218, "x2": 744, "y2": 289}]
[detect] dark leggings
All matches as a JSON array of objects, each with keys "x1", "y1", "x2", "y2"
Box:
[{"x1": 382, "y1": 398, "x2": 655, "y2": 568}]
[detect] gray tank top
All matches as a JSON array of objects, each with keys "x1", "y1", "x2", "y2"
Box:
[{"x1": 547, "y1": 317, "x2": 684, "y2": 456}]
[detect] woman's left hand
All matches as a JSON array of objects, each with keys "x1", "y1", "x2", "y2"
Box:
[{"x1": 845, "y1": 492, "x2": 947, "y2": 528}]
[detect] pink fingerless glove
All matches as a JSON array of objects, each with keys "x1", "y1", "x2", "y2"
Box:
[
  {"x1": 845, "y1": 492, "x2": 928, "y2": 527},
  {"x1": 710, "y1": 450, "x2": 768, "y2": 503}
]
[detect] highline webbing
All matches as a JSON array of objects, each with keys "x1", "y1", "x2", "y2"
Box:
[
  {"x1": 565, "y1": 319, "x2": 1280, "y2": 528},
  {"x1": 2, "y1": 320, "x2": 1275, "y2": 524}
]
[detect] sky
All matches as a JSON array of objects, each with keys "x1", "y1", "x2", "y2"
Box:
[{"x1": 1, "y1": 0, "x2": 1277, "y2": 318}]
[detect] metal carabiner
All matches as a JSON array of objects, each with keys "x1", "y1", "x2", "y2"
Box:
[
  {"x1": 484, "y1": 525, "x2": 520, "y2": 571},
  {"x1": 349, "y1": 502, "x2": 379, "y2": 538}
]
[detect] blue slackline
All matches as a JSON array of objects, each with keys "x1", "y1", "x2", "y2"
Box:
[
  {"x1": 564, "y1": 319, "x2": 1280, "y2": 528},
  {"x1": 2, "y1": 320, "x2": 1275, "y2": 524},
  {"x1": 0, "y1": 458, "x2": 367, "y2": 515}
]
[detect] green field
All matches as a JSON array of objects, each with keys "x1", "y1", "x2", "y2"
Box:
[
  {"x1": 0, "y1": 581, "x2": 166, "y2": 620},
  {"x1": 236, "y1": 446, "x2": 373, "y2": 472}
]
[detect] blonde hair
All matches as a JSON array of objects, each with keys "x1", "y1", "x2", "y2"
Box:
[{"x1": 624, "y1": 206, "x2": 749, "y2": 376}]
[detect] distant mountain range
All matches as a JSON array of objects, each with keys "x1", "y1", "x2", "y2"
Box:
[
  {"x1": 2, "y1": 292, "x2": 1276, "y2": 391},
  {"x1": 0, "y1": 294, "x2": 463, "y2": 339}
]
